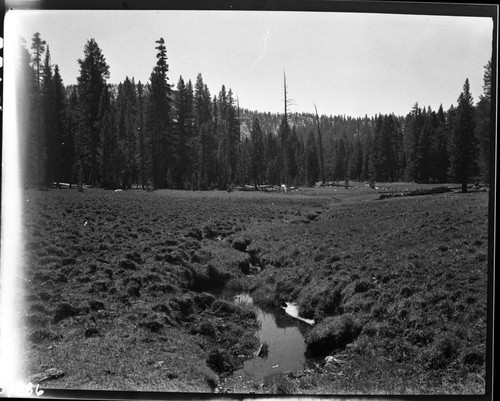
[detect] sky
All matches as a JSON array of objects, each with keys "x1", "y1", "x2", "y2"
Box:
[{"x1": 6, "y1": 9, "x2": 494, "y2": 117}]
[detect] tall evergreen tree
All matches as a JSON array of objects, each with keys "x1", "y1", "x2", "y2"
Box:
[
  {"x1": 430, "y1": 105, "x2": 449, "y2": 183},
  {"x1": 449, "y1": 79, "x2": 479, "y2": 192},
  {"x1": 76, "y1": 38, "x2": 110, "y2": 187},
  {"x1": 403, "y1": 103, "x2": 424, "y2": 181},
  {"x1": 136, "y1": 81, "x2": 149, "y2": 188},
  {"x1": 17, "y1": 39, "x2": 38, "y2": 187},
  {"x1": 250, "y1": 118, "x2": 265, "y2": 188},
  {"x1": 52, "y1": 65, "x2": 72, "y2": 186},
  {"x1": 40, "y1": 46, "x2": 53, "y2": 186},
  {"x1": 147, "y1": 38, "x2": 172, "y2": 188},
  {"x1": 415, "y1": 108, "x2": 433, "y2": 183},
  {"x1": 475, "y1": 60, "x2": 492, "y2": 184},
  {"x1": 29, "y1": 33, "x2": 48, "y2": 188},
  {"x1": 31, "y1": 32, "x2": 46, "y2": 88},
  {"x1": 42, "y1": 56, "x2": 68, "y2": 187},
  {"x1": 305, "y1": 130, "x2": 320, "y2": 186}
]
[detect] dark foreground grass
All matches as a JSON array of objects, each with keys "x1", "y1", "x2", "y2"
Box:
[{"x1": 19, "y1": 184, "x2": 489, "y2": 394}]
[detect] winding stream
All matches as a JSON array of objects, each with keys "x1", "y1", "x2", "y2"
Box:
[{"x1": 211, "y1": 287, "x2": 314, "y2": 382}]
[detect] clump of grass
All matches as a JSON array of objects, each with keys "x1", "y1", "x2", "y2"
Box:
[
  {"x1": 306, "y1": 313, "x2": 362, "y2": 356},
  {"x1": 354, "y1": 279, "x2": 373, "y2": 293},
  {"x1": 263, "y1": 372, "x2": 297, "y2": 394},
  {"x1": 192, "y1": 292, "x2": 216, "y2": 310},
  {"x1": 191, "y1": 319, "x2": 217, "y2": 338},
  {"x1": 251, "y1": 282, "x2": 277, "y2": 307},
  {"x1": 422, "y1": 333, "x2": 460, "y2": 369},
  {"x1": 232, "y1": 235, "x2": 251, "y2": 252},
  {"x1": 257, "y1": 342, "x2": 269, "y2": 357},
  {"x1": 297, "y1": 281, "x2": 344, "y2": 320},
  {"x1": 53, "y1": 302, "x2": 80, "y2": 323},
  {"x1": 206, "y1": 348, "x2": 236, "y2": 374}
]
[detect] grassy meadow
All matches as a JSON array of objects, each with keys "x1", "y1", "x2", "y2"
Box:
[{"x1": 19, "y1": 183, "x2": 489, "y2": 394}]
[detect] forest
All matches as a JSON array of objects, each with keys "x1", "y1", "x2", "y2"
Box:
[{"x1": 17, "y1": 34, "x2": 492, "y2": 193}]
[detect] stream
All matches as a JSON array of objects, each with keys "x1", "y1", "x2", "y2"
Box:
[{"x1": 210, "y1": 286, "x2": 314, "y2": 386}]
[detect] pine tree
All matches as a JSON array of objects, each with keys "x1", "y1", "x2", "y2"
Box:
[
  {"x1": 415, "y1": 108, "x2": 433, "y2": 183},
  {"x1": 30, "y1": 33, "x2": 47, "y2": 188},
  {"x1": 403, "y1": 103, "x2": 424, "y2": 181},
  {"x1": 52, "y1": 65, "x2": 72, "y2": 186},
  {"x1": 347, "y1": 136, "x2": 362, "y2": 181},
  {"x1": 147, "y1": 38, "x2": 172, "y2": 188},
  {"x1": 17, "y1": 39, "x2": 38, "y2": 187},
  {"x1": 31, "y1": 32, "x2": 46, "y2": 88},
  {"x1": 40, "y1": 46, "x2": 53, "y2": 187},
  {"x1": 250, "y1": 118, "x2": 265, "y2": 188},
  {"x1": 475, "y1": 60, "x2": 492, "y2": 184},
  {"x1": 136, "y1": 81, "x2": 149, "y2": 188},
  {"x1": 114, "y1": 77, "x2": 139, "y2": 188},
  {"x1": 449, "y1": 79, "x2": 479, "y2": 192},
  {"x1": 66, "y1": 87, "x2": 79, "y2": 188},
  {"x1": 100, "y1": 86, "x2": 118, "y2": 188},
  {"x1": 430, "y1": 105, "x2": 449, "y2": 183},
  {"x1": 47, "y1": 63, "x2": 68, "y2": 187},
  {"x1": 76, "y1": 38, "x2": 110, "y2": 187},
  {"x1": 305, "y1": 130, "x2": 320, "y2": 186}
]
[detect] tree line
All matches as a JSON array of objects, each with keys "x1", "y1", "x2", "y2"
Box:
[{"x1": 17, "y1": 34, "x2": 491, "y2": 192}]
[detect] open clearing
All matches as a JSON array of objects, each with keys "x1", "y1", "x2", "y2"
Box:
[{"x1": 19, "y1": 183, "x2": 489, "y2": 394}]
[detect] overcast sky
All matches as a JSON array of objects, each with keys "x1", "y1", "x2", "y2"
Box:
[{"x1": 7, "y1": 9, "x2": 493, "y2": 117}]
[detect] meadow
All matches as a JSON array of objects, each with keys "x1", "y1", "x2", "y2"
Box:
[{"x1": 19, "y1": 183, "x2": 489, "y2": 394}]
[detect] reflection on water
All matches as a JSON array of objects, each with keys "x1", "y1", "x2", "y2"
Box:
[{"x1": 213, "y1": 287, "x2": 312, "y2": 381}]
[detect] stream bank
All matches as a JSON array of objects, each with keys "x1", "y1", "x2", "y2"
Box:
[{"x1": 208, "y1": 285, "x2": 318, "y2": 392}]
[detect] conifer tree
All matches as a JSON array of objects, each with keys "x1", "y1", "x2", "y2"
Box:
[
  {"x1": 17, "y1": 40, "x2": 38, "y2": 187},
  {"x1": 30, "y1": 33, "x2": 47, "y2": 188},
  {"x1": 76, "y1": 38, "x2": 110, "y2": 187},
  {"x1": 450, "y1": 79, "x2": 479, "y2": 192},
  {"x1": 31, "y1": 32, "x2": 46, "y2": 88},
  {"x1": 430, "y1": 105, "x2": 449, "y2": 183},
  {"x1": 52, "y1": 65, "x2": 72, "y2": 186},
  {"x1": 475, "y1": 60, "x2": 492, "y2": 184},
  {"x1": 147, "y1": 38, "x2": 172, "y2": 188},
  {"x1": 305, "y1": 130, "x2": 320, "y2": 186},
  {"x1": 250, "y1": 118, "x2": 265, "y2": 188},
  {"x1": 136, "y1": 81, "x2": 149, "y2": 188}
]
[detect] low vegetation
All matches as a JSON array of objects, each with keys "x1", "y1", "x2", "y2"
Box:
[{"x1": 20, "y1": 183, "x2": 488, "y2": 394}]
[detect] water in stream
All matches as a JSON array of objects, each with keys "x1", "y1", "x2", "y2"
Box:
[{"x1": 211, "y1": 287, "x2": 313, "y2": 385}]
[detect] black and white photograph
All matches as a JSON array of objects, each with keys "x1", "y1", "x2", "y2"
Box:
[{"x1": 0, "y1": 0, "x2": 495, "y2": 397}]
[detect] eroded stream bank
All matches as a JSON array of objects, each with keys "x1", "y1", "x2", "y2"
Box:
[{"x1": 208, "y1": 285, "x2": 317, "y2": 391}]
